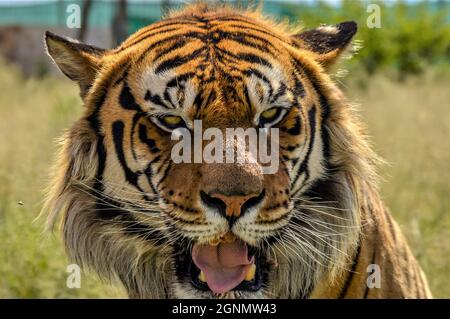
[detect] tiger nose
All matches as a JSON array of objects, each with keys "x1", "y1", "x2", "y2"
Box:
[{"x1": 200, "y1": 190, "x2": 266, "y2": 226}]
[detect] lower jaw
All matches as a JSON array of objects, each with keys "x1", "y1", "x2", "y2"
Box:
[
  {"x1": 173, "y1": 240, "x2": 268, "y2": 295},
  {"x1": 187, "y1": 253, "x2": 264, "y2": 293},
  {"x1": 176, "y1": 287, "x2": 267, "y2": 299}
]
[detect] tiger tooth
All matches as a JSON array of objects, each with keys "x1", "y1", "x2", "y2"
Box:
[
  {"x1": 210, "y1": 239, "x2": 220, "y2": 246},
  {"x1": 199, "y1": 271, "x2": 206, "y2": 282},
  {"x1": 223, "y1": 232, "x2": 236, "y2": 243},
  {"x1": 245, "y1": 264, "x2": 256, "y2": 281}
]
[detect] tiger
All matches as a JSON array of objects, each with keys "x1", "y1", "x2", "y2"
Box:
[{"x1": 42, "y1": 3, "x2": 432, "y2": 299}]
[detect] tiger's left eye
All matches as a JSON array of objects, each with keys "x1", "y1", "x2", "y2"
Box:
[
  {"x1": 258, "y1": 107, "x2": 286, "y2": 127},
  {"x1": 161, "y1": 115, "x2": 183, "y2": 127},
  {"x1": 152, "y1": 115, "x2": 186, "y2": 132}
]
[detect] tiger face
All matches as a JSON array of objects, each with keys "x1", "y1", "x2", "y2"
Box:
[{"x1": 44, "y1": 5, "x2": 361, "y2": 298}]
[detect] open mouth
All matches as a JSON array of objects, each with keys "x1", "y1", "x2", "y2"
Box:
[{"x1": 186, "y1": 240, "x2": 264, "y2": 294}]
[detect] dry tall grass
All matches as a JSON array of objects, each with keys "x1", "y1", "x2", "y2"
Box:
[
  {"x1": 0, "y1": 61, "x2": 448, "y2": 298},
  {"x1": 0, "y1": 62, "x2": 125, "y2": 298},
  {"x1": 347, "y1": 73, "x2": 450, "y2": 297}
]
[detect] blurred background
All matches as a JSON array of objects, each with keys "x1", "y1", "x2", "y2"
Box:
[{"x1": 0, "y1": 0, "x2": 448, "y2": 298}]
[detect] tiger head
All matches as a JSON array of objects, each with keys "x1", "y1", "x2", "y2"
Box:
[{"x1": 44, "y1": 4, "x2": 376, "y2": 298}]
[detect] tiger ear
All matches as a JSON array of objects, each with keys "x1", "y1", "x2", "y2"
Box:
[
  {"x1": 44, "y1": 31, "x2": 106, "y2": 99},
  {"x1": 292, "y1": 21, "x2": 357, "y2": 67}
]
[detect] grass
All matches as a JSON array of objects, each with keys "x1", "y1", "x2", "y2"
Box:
[
  {"x1": 0, "y1": 61, "x2": 448, "y2": 298},
  {"x1": 347, "y1": 72, "x2": 450, "y2": 297},
  {"x1": 0, "y1": 62, "x2": 125, "y2": 298}
]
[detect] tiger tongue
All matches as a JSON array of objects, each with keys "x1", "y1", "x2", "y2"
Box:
[{"x1": 192, "y1": 241, "x2": 254, "y2": 294}]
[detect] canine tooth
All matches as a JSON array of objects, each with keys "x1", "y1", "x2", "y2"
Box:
[
  {"x1": 210, "y1": 238, "x2": 220, "y2": 246},
  {"x1": 223, "y1": 232, "x2": 236, "y2": 243},
  {"x1": 199, "y1": 271, "x2": 206, "y2": 282},
  {"x1": 245, "y1": 264, "x2": 256, "y2": 281}
]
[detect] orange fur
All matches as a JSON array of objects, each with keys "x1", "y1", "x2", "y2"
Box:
[{"x1": 43, "y1": 4, "x2": 431, "y2": 299}]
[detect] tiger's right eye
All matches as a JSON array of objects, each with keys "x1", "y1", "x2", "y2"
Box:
[
  {"x1": 258, "y1": 107, "x2": 287, "y2": 128},
  {"x1": 260, "y1": 108, "x2": 279, "y2": 121}
]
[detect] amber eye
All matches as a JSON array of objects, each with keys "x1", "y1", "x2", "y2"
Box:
[
  {"x1": 259, "y1": 107, "x2": 286, "y2": 127},
  {"x1": 152, "y1": 115, "x2": 186, "y2": 132},
  {"x1": 162, "y1": 115, "x2": 182, "y2": 126},
  {"x1": 261, "y1": 108, "x2": 279, "y2": 120}
]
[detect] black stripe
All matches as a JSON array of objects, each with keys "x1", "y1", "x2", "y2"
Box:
[
  {"x1": 235, "y1": 52, "x2": 272, "y2": 69},
  {"x1": 130, "y1": 113, "x2": 143, "y2": 161},
  {"x1": 283, "y1": 144, "x2": 301, "y2": 152},
  {"x1": 88, "y1": 90, "x2": 108, "y2": 194},
  {"x1": 214, "y1": 30, "x2": 276, "y2": 53},
  {"x1": 363, "y1": 249, "x2": 377, "y2": 298},
  {"x1": 144, "y1": 89, "x2": 170, "y2": 109},
  {"x1": 137, "y1": 32, "x2": 207, "y2": 64},
  {"x1": 162, "y1": 73, "x2": 196, "y2": 109},
  {"x1": 122, "y1": 27, "x2": 180, "y2": 49},
  {"x1": 220, "y1": 35, "x2": 273, "y2": 54},
  {"x1": 270, "y1": 83, "x2": 287, "y2": 103},
  {"x1": 215, "y1": 49, "x2": 244, "y2": 72},
  {"x1": 86, "y1": 70, "x2": 158, "y2": 216},
  {"x1": 153, "y1": 38, "x2": 189, "y2": 61},
  {"x1": 113, "y1": 66, "x2": 129, "y2": 87},
  {"x1": 86, "y1": 60, "x2": 127, "y2": 132},
  {"x1": 317, "y1": 92, "x2": 331, "y2": 161},
  {"x1": 116, "y1": 19, "x2": 202, "y2": 52},
  {"x1": 87, "y1": 89, "x2": 107, "y2": 133},
  {"x1": 138, "y1": 124, "x2": 160, "y2": 154},
  {"x1": 192, "y1": 87, "x2": 215, "y2": 115},
  {"x1": 293, "y1": 72, "x2": 306, "y2": 98},
  {"x1": 338, "y1": 243, "x2": 361, "y2": 299},
  {"x1": 163, "y1": 88, "x2": 178, "y2": 109},
  {"x1": 119, "y1": 82, "x2": 143, "y2": 112},
  {"x1": 95, "y1": 197, "x2": 166, "y2": 245},
  {"x1": 292, "y1": 105, "x2": 316, "y2": 187},
  {"x1": 221, "y1": 22, "x2": 286, "y2": 42},
  {"x1": 286, "y1": 115, "x2": 302, "y2": 136},
  {"x1": 85, "y1": 76, "x2": 112, "y2": 212},
  {"x1": 203, "y1": 88, "x2": 217, "y2": 110},
  {"x1": 112, "y1": 121, "x2": 139, "y2": 186},
  {"x1": 155, "y1": 46, "x2": 206, "y2": 74},
  {"x1": 243, "y1": 68, "x2": 274, "y2": 97},
  {"x1": 92, "y1": 136, "x2": 106, "y2": 194},
  {"x1": 243, "y1": 86, "x2": 253, "y2": 111},
  {"x1": 293, "y1": 57, "x2": 331, "y2": 165},
  {"x1": 144, "y1": 163, "x2": 158, "y2": 194},
  {"x1": 112, "y1": 120, "x2": 157, "y2": 203},
  {"x1": 166, "y1": 72, "x2": 196, "y2": 88},
  {"x1": 156, "y1": 160, "x2": 172, "y2": 188}
]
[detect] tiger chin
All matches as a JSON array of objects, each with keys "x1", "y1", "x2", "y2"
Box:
[{"x1": 42, "y1": 4, "x2": 432, "y2": 299}]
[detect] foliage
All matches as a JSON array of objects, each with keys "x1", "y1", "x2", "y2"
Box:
[{"x1": 284, "y1": 0, "x2": 450, "y2": 78}]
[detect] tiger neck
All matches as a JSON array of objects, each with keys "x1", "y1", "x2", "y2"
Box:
[{"x1": 306, "y1": 172, "x2": 379, "y2": 298}]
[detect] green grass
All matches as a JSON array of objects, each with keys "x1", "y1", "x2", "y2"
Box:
[
  {"x1": 0, "y1": 62, "x2": 125, "y2": 298},
  {"x1": 0, "y1": 62, "x2": 448, "y2": 298}
]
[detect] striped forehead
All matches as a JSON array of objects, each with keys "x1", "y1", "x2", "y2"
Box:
[
  {"x1": 120, "y1": 15, "x2": 297, "y2": 114},
  {"x1": 134, "y1": 59, "x2": 294, "y2": 115},
  {"x1": 120, "y1": 14, "x2": 291, "y2": 59},
  {"x1": 246, "y1": 62, "x2": 294, "y2": 113},
  {"x1": 138, "y1": 67, "x2": 198, "y2": 112}
]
